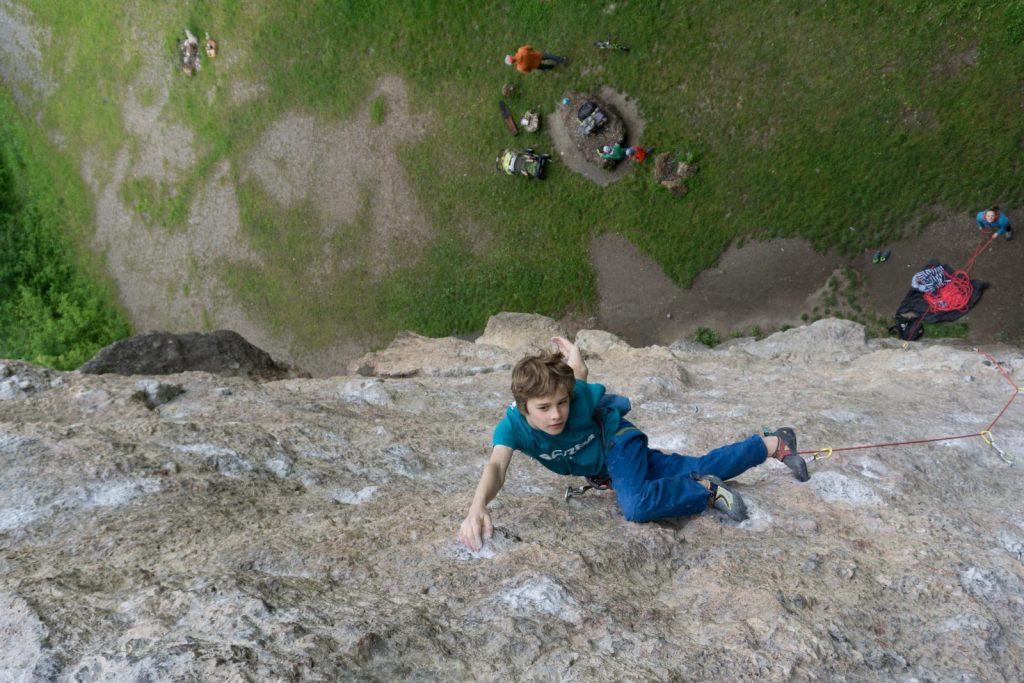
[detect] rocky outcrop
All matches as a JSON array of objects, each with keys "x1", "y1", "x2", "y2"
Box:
[
  {"x1": 2, "y1": 316, "x2": 1023, "y2": 681},
  {"x1": 78, "y1": 329, "x2": 305, "y2": 381},
  {"x1": 654, "y1": 152, "x2": 699, "y2": 197}
]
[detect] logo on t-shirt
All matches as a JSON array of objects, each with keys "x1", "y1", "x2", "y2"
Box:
[{"x1": 536, "y1": 433, "x2": 596, "y2": 461}]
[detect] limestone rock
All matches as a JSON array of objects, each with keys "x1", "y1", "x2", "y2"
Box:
[
  {"x1": 78, "y1": 329, "x2": 305, "y2": 381},
  {"x1": 654, "y1": 152, "x2": 699, "y2": 197},
  {"x1": 476, "y1": 312, "x2": 566, "y2": 354},
  {"x1": 730, "y1": 318, "x2": 870, "y2": 363},
  {"x1": 351, "y1": 331, "x2": 514, "y2": 378},
  {"x1": 575, "y1": 328, "x2": 630, "y2": 356},
  {"x1": 0, "y1": 361, "x2": 59, "y2": 401},
  {"x1": 133, "y1": 379, "x2": 185, "y2": 409},
  {"x1": 2, "y1": 314, "x2": 1023, "y2": 681}
]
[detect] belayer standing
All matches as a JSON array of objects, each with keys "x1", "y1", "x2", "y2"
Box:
[
  {"x1": 504, "y1": 45, "x2": 568, "y2": 72},
  {"x1": 459, "y1": 337, "x2": 810, "y2": 551},
  {"x1": 976, "y1": 206, "x2": 1013, "y2": 241}
]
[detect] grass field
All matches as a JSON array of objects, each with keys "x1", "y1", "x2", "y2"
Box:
[{"x1": 6, "y1": 0, "x2": 1024, "y2": 359}]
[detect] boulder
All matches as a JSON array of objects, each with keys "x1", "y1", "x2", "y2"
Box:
[
  {"x1": 78, "y1": 330, "x2": 305, "y2": 381},
  {"x1": 653, "y1": 152, "x2": 699, "y2": 197}
]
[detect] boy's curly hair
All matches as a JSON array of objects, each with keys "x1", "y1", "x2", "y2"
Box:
[{"x1": 510, "y1": 350, "x2": 576, "y2": 413}]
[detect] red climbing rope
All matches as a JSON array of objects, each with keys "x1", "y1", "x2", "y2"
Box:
[
  {"x1": 905, "y1": 231, "x2": 1000, "y2": 342},
  {"x1": 962, "y1": 231, "x2": 999, "y2": 275},
  {"x1": 801, "y1": 351, "x2": 1019, "y2": 464},
  {"x1": 923, "y1": 269, "x2": 972, "y2": 313},
  {"x1": 919, "y1": 232, "x2": 998, "y2": 315}
]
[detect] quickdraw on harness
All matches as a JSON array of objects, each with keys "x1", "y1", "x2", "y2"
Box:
[
  {"x1": 565, "y1": 420, "x2": 635, "y2": 501},
  {"x1": 564, "y1": 474, "x2": 612, "y2": 501}
]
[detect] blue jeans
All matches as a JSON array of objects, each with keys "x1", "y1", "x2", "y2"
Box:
[
  {"x1": 605, "y1": 420, "x2": 768, "y2": 522},
  {"x1": 537, "y1": 53, "x2": 566, "y2": 69}
]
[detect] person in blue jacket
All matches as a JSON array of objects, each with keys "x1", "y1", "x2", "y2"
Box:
[
  {"x1": 459, "y1": 336, "x2": 810, "y2": 551},
  {"x1": 976, "y1": 206, "x2": 1013, "y2": 241}
]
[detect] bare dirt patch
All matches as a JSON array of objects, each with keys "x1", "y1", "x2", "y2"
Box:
[
  {"x1": 591, "y1": 234, "x2": 840, "y2": 344},
  {"x1": 547, "y1": 86, "x2": 645, "y2": 187},
  {"x1": 591, "y1": 205, "x2": 1023, "y2": 348},
  {"x1": 245, "y1": 75, "x2": 434, "y2": 274},
  {"x1": 88, "y1": 52, "x2": 432, "y2": 375},
  {"x1": 0, "y1": 0, "x2": 53, "y2": 105}
]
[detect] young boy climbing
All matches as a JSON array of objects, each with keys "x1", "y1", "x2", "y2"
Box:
[{"x1": 458, "y1": 337, "x2": 810, "y2": 551}]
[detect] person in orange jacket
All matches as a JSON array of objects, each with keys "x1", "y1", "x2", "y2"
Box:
[
  {"x1": 626, "y1": 146, "x2": 653, "y2": 163},
  {"x1": 504, "y1": 45, "x2": 567, "y2": 72}
]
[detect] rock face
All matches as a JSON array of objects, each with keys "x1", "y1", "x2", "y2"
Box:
[
  {"x1": 2, "y1": 316, "x2": 1023, "y2": 681},
  {"x1": 560, "y1": 91, "x2": 627, "y2": 169},
  {"x1": 78, "y1": 329, "x2": 305, "y2": 381}
]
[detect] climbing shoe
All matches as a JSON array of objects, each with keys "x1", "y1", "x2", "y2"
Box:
[
  {"x1": 763, "y1": 427, "x2": 810, "y2": 482},
  {"x1": 702, "y1": 474, "x2": 748, "y2": 522},
  {"x1": 872, "y1": 250, "x2": 881, "y2": 264},
  {"x1": 879, "y1": 248, "x2": 891, "y2": 262}
]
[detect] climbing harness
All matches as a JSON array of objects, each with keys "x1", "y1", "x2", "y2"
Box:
[{"x1": 565, "y1": 417, "x2": 633, "y2": 501}]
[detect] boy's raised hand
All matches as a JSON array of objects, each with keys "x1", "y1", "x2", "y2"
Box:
[
  {"x1": 551, "y1": 336, "x2": 587, "y2": 380},
  {"x1": 551, "y1": 335, "x2": 579, "y2": 361},
  {"x1": 459, "y1": 507, "x2": 493, "y2": 551}
]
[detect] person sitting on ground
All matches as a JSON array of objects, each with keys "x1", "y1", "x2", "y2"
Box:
[
  {"x1": 599, "y1": 143, "x2": 626, "y2": 161},
  {"x1": 504, "y1": 45, "x2": 568, "y2": 72},
  {"x1": 458, "y1": 337, "x2": 810, "y2": 551},
  {"x1": 976, "y1": 206, "x2": 1013, "y2": 241},
  {"x1": 181, "y1": 29, "x2": 200, "y2": 76}
]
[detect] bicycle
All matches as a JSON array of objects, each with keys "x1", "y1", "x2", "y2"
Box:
[{"x1": 594, "y1": 39, "x2": 629, "y2": 51}]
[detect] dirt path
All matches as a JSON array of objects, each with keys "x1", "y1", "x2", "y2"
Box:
[
  {"x1": 0, "y1": 0, "x2": 53, "y2": 106},
  {"x1": 590, "y1": 206, "x2": 1023, "y2": 349},
  {"x1": 82, "y1": 32, "x2": 430, "y2": 376}
]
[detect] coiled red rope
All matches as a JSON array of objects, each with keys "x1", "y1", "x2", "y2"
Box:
[{"x1": 905, "y1": 231, "x2": 999, "y2": 340}]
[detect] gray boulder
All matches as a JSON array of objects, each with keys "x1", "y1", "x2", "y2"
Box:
[{"x1": 78, "y1": 330, "x2": 304, "y2": 381}]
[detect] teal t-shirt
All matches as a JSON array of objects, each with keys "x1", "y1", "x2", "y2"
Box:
[{"x1": 492, "y1": 379, "x2": 622, "y2": 477}]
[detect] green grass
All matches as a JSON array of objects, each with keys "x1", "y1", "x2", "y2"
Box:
[
  {"x1": 693, "y1": 327, "x2": 721, "y2": 348},
  {"x1": 8, "y1": 0, "x2": 1024, "y2": 356},
  {"x1": 924, "y1": 321, "x2": 970, "y2": 339},
  {"x1": 370, "y1": 96, "x2": 387, "y2": 126},
  {"x1": 121, "y1": 177, "x2": 190, "y2": 229},
  {"x1": 0, "y1": 90, "x2": 130, "y2": 369}
]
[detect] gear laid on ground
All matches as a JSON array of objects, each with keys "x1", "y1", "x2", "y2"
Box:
[{"x1": 559, "y1": 90, "x2": 627, "y2": 170}]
